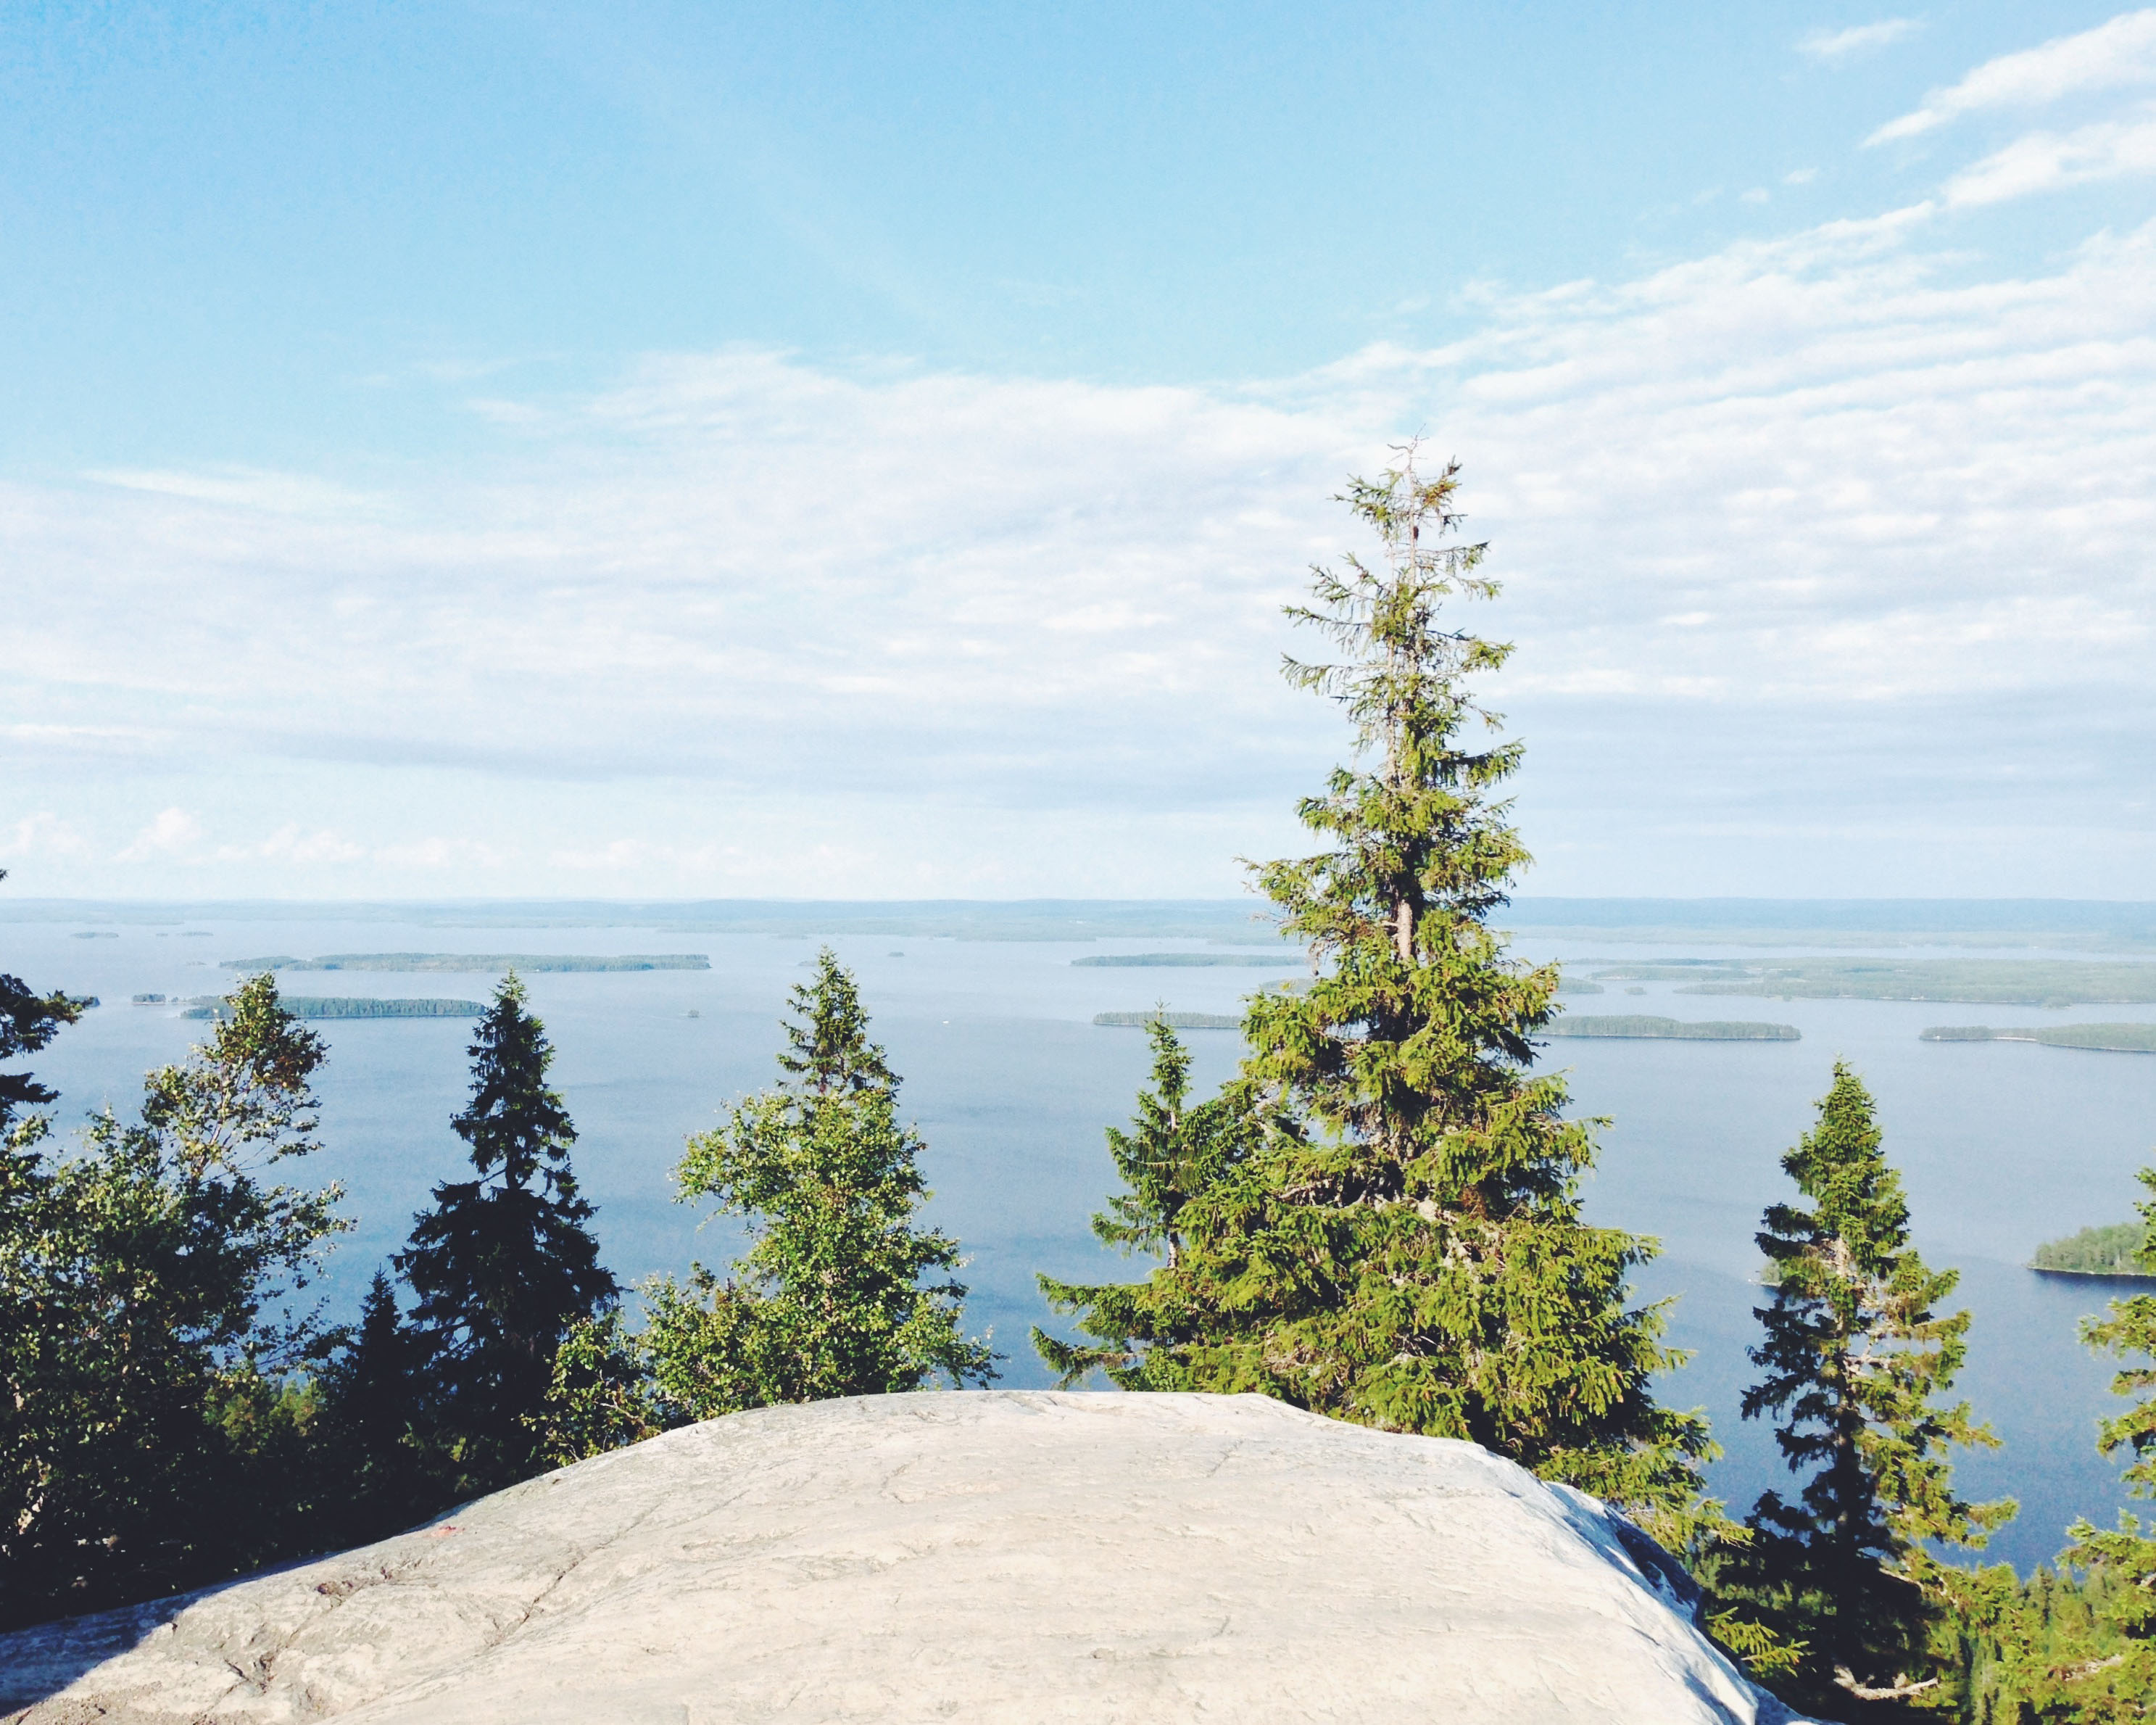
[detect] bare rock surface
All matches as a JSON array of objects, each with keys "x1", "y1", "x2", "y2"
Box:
[{"x1": 1, "y1": 1391, "x2": 1812, "y2": 1724}]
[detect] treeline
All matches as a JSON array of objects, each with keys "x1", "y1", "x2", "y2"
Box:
[{"x1": 8, "y1": 458, "x2": 2156, "y2": 1724}]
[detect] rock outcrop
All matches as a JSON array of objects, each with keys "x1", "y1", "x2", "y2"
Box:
[{"x1": 1, "y1": 1391, "x2": 1812, "y2": 1724}]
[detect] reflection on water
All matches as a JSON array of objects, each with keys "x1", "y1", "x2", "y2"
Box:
[{"x1": 12, "y1": 914, "x2": 2153, "y2": 1573}]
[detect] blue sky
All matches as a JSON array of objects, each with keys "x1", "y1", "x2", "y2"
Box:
[{"x1": 6, "y1": 1, "x2": 2154, "y2": 898}]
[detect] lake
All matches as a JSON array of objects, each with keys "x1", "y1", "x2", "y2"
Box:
[{"x1": 9, "y1": 905, "x2": 2154, "y2": 1574}]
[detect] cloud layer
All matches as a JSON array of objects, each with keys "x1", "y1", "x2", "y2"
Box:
[{"x1": 8, "y1": 20, "x2": 2156, "y2": 900}]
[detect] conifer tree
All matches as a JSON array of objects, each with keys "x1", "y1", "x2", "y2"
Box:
[
  {"x1": 1035, "y1": 452, "x2": 1716, "y2": 1543},
  {"x1": 1034, "y1": 1017, "x2": 1259, "y2": 1388},
  {"x1": 2002, "y1": 1161, "x2": 2156, "y2": 1718},
  {"x1": 315, "y1": 1270, "x2": 436, "y2": 1545},
  {"x1": 640, "y1": 950, "x2": 995, "y2": 1416},
  {"x1": 399, "y1": 975, "x2": 615, "y2": 1494},
  {"x1": 1725, "y1": 1062, "x2": 2013, "y2": 1715}
]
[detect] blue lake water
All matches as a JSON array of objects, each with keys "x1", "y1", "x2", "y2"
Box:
[{"x1": 11, "y1": 911, "x2": 2155, "y2": 1573}]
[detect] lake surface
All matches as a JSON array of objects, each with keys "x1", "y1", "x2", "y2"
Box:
[{"x1": 10, "y1": 909, "x2": 2155, "y2": 1573}]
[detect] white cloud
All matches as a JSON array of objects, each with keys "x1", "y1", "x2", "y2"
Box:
[
  {"x1": 87, "y1": 466, "x2": 380, "y2": 516},
  {"x1": 115, "y1": 808, "x2": 203, "y2": 862},
  {"x1": 1870, "y1": 9, "x2": 2156, "y2": 143},
  {"x1": 8, "y1": 201, "x2": 2156, "y2": 896},
  {"x1": 1783, "y1": 167, "x2": 1819, "y2": 186},
  {"x1": 1799, "y1": 18, "x2": 1922, "y2": 62},
  {"x1": 1944, "y1": 108, "x2": 2156, "y2": 203},
  {"x1": 0, "y1": 812, "x2": 94, "y2": 861}
]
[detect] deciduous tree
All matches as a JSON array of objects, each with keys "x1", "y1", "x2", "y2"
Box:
[
  {"x1": 641, "y1": 951, "x2": 995, "y2": 1417},
  {"x1": 0, "y1": 973, "x2": 345, "y2": 1626}
]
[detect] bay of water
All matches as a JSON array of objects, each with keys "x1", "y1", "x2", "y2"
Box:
[{"x1": 11, "y1": 910, "x2": 2154, "y2": 1573}]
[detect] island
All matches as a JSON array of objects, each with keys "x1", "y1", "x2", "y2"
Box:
[
  {"x1": 1543, "y1": 1015, "x2": 1801, "y2": 1041},
  {"x1": 1092, "y1": 1012, "x2": 1241, "y2": 1030},
  {"x1": 1920, "y1": 1023, "x2": 2156, "y2": 1054},
  {"x1": 220, "y1": 953, "x2": 711, "y2": 973},
  {"x1": 183, "y1": 996, "x2": 487, "y2": 1020},
  {"x1": 2031, "y1": 1223, "x2": 2154, "y2": 1278},
  {"x1": 1673, "y1": 958, "x2": 2156, "y2": 1008},
  {"x1": 1073, "y1": 953, "x2": 1297, "y2": 968}
]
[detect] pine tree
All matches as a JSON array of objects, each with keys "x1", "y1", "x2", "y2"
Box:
[
  {"x1": 1041, "y1": 452, "x2": 1715, "y2": 1542},
  {"x1": 398, "y1": 975, "x2": 615, "y2": 1494},
  {"x1": 1034, "y1": 1017, "x2": 1259, "y2": 1388},
  {"x1": 640, "y1": 950, "x2": 995, "y2": 1416},
  {"x1": 1725, "y1": 1062, "x2": 2013, "y2": 1715}
]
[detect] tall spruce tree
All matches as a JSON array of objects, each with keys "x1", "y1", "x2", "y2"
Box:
[
  {"x1": 399, "y1": 975, "x2": 615, "y2": 1494},
  {"x1": 639, "y1": 950, "x2": 995, "y2": 1416},
  {"x1": 1034, "y1": 453, "x2": 1716, "y2": 1543},
  {"x1": 1726, "y1": 1062, "x2": 2013, "y2": 1716}
]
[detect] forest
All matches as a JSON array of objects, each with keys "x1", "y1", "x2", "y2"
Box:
[{"x1": 5, "y1": 456, "x2": 2156, "y2": 1724}]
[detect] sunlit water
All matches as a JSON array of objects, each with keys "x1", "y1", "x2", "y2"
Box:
[{"x1": 12, "y1": 914, "x2": 2154, "y2": 1573}]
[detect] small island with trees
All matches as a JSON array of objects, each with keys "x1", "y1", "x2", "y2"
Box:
[
  {"x1": 2031, "y1": 1224, "x2": 2156, "y2": 1278},
  {"x1": 1543, "y1": 1015, "x2": 1800, "y2": 1041}
]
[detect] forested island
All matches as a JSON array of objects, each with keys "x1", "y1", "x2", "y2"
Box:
[
  {"x1": 2031, "y1": 1224, "x2": 2155, "y2": 1278},
  {"x1": 1544, "y1": 1015, "x2": 1800, "y2": 1041},
  {"x1": 1071, "y1": 953, "x2": 1294, "y2": 968},
  {"x1": 1673, "y1": 958, "x2": 2156, "y2": 1008},
  {"x1": 1092, "y1": 1011, "x2": 1240, "y2": 1030},
  {"x1": 220, "y1": 952, "x2": 712, "y2": 973},
  {"x1": 1921, "y1": 1023, "x2": 2156, "y2": 1054},
  {"x1": 181, "y1": 996, "x2": 486, "y2": 1020}
]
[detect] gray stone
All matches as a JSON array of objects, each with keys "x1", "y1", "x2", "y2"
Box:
[{"x1": 1, "y1": 1391, "x2": 1815, "y2": 1724}]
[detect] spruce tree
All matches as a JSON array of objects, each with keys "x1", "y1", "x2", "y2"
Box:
[
  {"x1": 2008, "y1": 1162, "x2": 2156, "y2": 1718},
  {"x1": 1034, "y1": 1017, "x2": 1259, "y2": 1388},
  {"x1": 1726, "y1": 1062, "x2": 2013, "y2": 1715},
  {"x1": 315, "y1": 1270, "x2": 436, "y2": 1545},
  {"x1": 1034, "y1": 453, "x2": 1716, "y2": 1543},
  {"x1": 640, "y1": 950, "x2": 995, "y2": 1416},
  {"x1": 399, "y1": 975, "x2": 615, "y2": 1494}
]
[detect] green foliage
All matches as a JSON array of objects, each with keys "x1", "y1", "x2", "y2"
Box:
[
  {"x1": 1035, "y1": 1018, "x2": 1262, "y2": 1389},
  {"x1": 397, "y1": 975, "x2": 617, "y2": 1497},
  {"x1": 0, "y1": 972, "x2": 347, "y2": 1627},
  {"x1": 1717, "y1": 1063, "x2": 2013, "y2": 1716},
  {"x1": 531, "y1": 1312, "x2": 668, "y2": 1467},
  {"x1": 1034, "y1": 455, "x2": 1720, "y2": 1549},
  {"x1": 312, "y1": 1270, "x2": 439, "y2": 1547},
  {"x1": 640, "y1": 951, "x2": 995, "y2": 1418}
]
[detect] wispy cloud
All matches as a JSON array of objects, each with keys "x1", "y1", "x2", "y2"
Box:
[
  {"x1": 1870, "y1": 9, "x2": 2156, "y2": 142},
  {"x1": 9, "y1": 204, "x2": 2155, "y2": 896},
  {"x1": 1799, "y1": 18, "x2": 1922, "y2": 62},
  {"x1": 1944, "y1": 108, "x2": 2156, "y2": 202}
]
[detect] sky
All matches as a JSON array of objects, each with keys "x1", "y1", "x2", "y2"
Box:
[{"x1": 5, "y1": 0, "x2": 2154, "y2": 901}]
